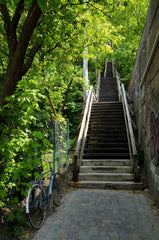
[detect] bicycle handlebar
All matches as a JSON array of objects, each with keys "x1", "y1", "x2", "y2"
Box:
[{"x1": 41, "y1": 159, "x2": 52, "y2": 165}]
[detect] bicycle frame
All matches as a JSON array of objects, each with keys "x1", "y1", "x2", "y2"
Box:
[
  {"x1": 26, "y1": 167, "x2": 57, "y2": 215},
  {"x1": 26, "y1": 159, "x2": 65, "y2": 229},
  {"x1": 41, "y1": 169, "x2": 55, "y2": 199}
]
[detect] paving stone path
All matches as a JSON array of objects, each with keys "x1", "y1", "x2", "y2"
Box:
[{"x1": 32, "y1": 189, "x2": 159, "y2": 240}]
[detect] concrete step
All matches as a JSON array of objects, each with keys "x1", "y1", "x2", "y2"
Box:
[
  {"x1": 90, "y1": 117, "x2": 124, "y2": 121},
  {"x1": 83, "y1": 152, "x2": 130, "y2": 159},
  {"x1": 89, "y1": 121, "x2": 125, "y2": 125},
  {"x1": 90, "y1": 113, "x2": 124, "y2": 118},
  {"x1": 89, "y1": 119, "x2": 124, "y2": 123},
  {"x1": 100, "y1": 84, "x2": 117, "y2": 86},
  {"x1": 84, "y1": 147, "x2": 129, "y2": 154},
  {"x1": 87, "y1": 132, "x2": 127, "y2": 136},
  {"x1": 87, "y1": 130, "x2": 127, "y2": 135},
  {"x1": 99, "y1": 98, "x2": 119, "y2": 102},
  {"x1": 91, "y1": 107, "x2": 122, "y2": 110},
  {"x1": 100, "y1": 83, "x2": 117, "y2": 86},
  {"x1": 87, "y1": 133, "x2": 127, "y2": 137},
  {"x1": 90, "y1": 115, "x2": 124, "y2": 120},
  {"x1": 72, "y1": 181, "x2": 143, "y2": 190},
  {"x1": 88, "y1": 128, "x2": 126, "y2": 132},
  {"x1": 99, "y1": 91, "x2": 118, "y2": 93},
  {"x1": 81, "y1": 159, "x2": 131, "y2": 166},
  {"x1": 86, "y1": 138, "x2": 127, "y2": 144},
  {"x1": 92, "y1": 104, "x2": 121, "y2": 108},
  {"x1": 99, "y1": 92, "x2": 118, "y2": 96},
  {"x1": 89, "y1": 121, "x2": 124, "y2": 124},
  {"x1": 78, "y1": 173, "x2": 134, "y2": 181},
  {"x1": 90, "y1": 112, "x2": 123, "y2": 116},
  {"x1": 90, "y1": 115, "x2": 125, "y2": 121},
  {"x1": 85, "y1": 142, "x2": 129, "y2": 148},
  {"x1": 80, "y1": 166, "x2": 132, "y2": 173},
  {"x1": 93, "y1": 101, "x2": 122, "y2": 104},
  {"x1": 86, "y1": 136, "x2": 128, "y2": 141},
  {"x1": 87, "y1": 135, "x2": 127, "y2": 140},
  {"x1": 87, "y1": 133, "x2": 127, "y2": 138}
]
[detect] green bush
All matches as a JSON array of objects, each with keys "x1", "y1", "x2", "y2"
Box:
[{"x1": 0, "y1": 79, "x2": 51, "y2": 237}]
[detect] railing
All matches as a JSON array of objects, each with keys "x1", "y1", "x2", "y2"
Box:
[
  {"x1": 104, "y1": 59, "x2": 108, "y2": 78},
  {"x1": 96, "y1": 71, "x2": 101, "y2": 101},
  {"x1": 73, "y1": 86, "x2": 97, "y2": 181},
  {"x1": 115, "y1": 67, "x2": 139, "y2": 181}
]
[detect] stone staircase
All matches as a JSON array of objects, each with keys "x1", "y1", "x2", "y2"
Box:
[
  {"x1": 99, "y1": 62, "x2": 118, "y2": 102},
  {"x1": 77, "y1": 61, "x2": 143, "y2": 190}
]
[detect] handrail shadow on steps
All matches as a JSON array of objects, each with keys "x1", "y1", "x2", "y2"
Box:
[{"x1": 73, "y1": 86, "x2": 97, "y2": 181}]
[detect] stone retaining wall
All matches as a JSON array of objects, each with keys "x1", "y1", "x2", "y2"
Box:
[{"x1": 128, "y1": 0, "x2": 159, "y2": 204}]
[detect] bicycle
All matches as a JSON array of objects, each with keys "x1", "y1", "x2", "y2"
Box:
[{"x1": 25, "y1": 159, "x2": 65, "y2": 229}]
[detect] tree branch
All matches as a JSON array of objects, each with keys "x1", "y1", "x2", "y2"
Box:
[
  {"x1": 87, "y1": 2, "x2": 108, "y2": 17},
  {"x1": 41, "y1": 55, "x2": 57, "y2": 117},
  {"x1": 20, "y1": 43, "x2": 41, "y2": 77},
  {"x1": 61, "y1": 68, "x2": 77, "y2": 114},
  {"x1": 11, "y1": 0, "x2": 24, "y2": 32},
  {"x1": 13, "y1": 0, "x2": 42, "y2": 63},
  {"x1": 0, "y1": 1, "x2": 25, "y2": 58},
  {"x1": 0, "y1": 0, "x2": 42, "y2": 106},
  {"x1": 61, "y1": 78, "x2": 74, "y2": 114},
  {"x1": 0, "y1": 4, "x2": 15, "y2": 57},
  {"x1": 46, "y1": 42, "x2": 60, "y2": 54},
  {"x1": 0, "y1": 4, "x2": 10, "y2": 33},
  {"x1": 61, "y1": 1, "x2": 90, "y2": 9},
  {"x1": 45, "y1": 89, "x2": 57, "y2": 117},
  {"x1": 8, "y1": 0, "x2": 25, "y2": 57}
]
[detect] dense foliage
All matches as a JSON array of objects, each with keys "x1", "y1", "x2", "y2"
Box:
[{"x1": 0, "y1": 0, "x2": 150, "y2": 237}]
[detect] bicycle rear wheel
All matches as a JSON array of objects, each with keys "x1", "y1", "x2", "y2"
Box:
[
  {"x1": 26, "y1": 184, "x2": 46, "y2": 229},
  {"x1": 53, "y1": 173, "x2": 65, "y2": 206}
]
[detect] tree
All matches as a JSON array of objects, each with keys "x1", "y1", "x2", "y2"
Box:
[
  {"x1": 0, "y1": 0, "x2": 42, "y2": 106},
  {"x1": 104, "y1": 0, "x2": 150, "y2": 83},
  {"x1": 0, "y1": 0, "x2": 150, "y2": 106},
  {"x1": 0, "y1": 0, "x2": 89, "y2": 106}
]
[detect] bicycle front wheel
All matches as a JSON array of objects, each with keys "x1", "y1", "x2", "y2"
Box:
[
  {"x1": 26, "y1": 184, "x2": 46, "y2": 229},
  {"x1": 53, "y1": 173, "x2": 65, "y2": 207}
]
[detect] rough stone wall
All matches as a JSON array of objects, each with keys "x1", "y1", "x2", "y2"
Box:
[{"x1": 128, "y1": 0, "x2": 159, "y2": 204}]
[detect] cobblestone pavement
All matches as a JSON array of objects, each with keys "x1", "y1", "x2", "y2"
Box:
[{"x1": 32, "y1": 189, "x2": 159, "y2": 240}]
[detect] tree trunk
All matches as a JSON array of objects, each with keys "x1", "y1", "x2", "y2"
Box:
[
  {"x1": 0, "y1": 1, "x2": 42, "y2": 106},
  {"x1": 61, "y1": 78, "x2": 74, "y2": 114}
]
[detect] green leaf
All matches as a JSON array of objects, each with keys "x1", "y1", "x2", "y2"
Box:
[
  {"x1": 33, "y1": 131, "x2": 43, "y2": 138},
  {"x1": 42, "y1": 138, "x2": 50, "y2": 147},
  {"x1": 38, "y1": 0, "x2": 47, "y2": 11}
]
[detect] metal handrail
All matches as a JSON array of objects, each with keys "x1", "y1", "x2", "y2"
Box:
[
  {"x1": 115, "y1": 68, "x2": 122, "y2": 102},
  {"x1": 73, "y1": 86, "x2": 97, "y2": 181},
  {"x1": 104, "y1": 59, "x2": 108, "y2": 78},
  {"x1": 121, "y1": 83, "x2": 137, "y2": 154},
  {"x1": 114, "y1": 67, "x2": 139, "y2": 180},
  {"x1": 96, "y1": 71, "x2": 101, "y2": 101}
]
